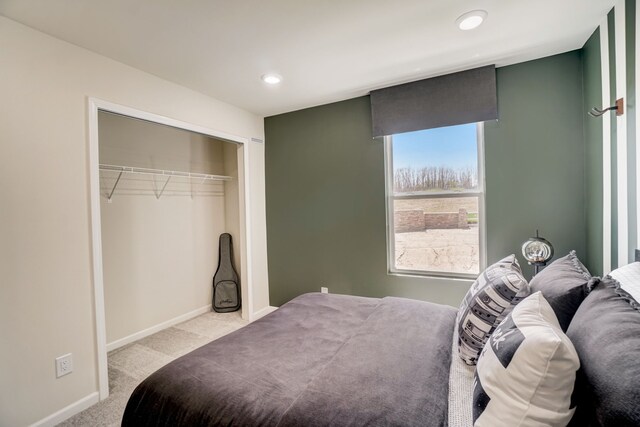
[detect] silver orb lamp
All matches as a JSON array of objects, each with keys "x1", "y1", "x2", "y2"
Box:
[{"x1": 521, "y1": 230, "x2": 554, "y2": 275}]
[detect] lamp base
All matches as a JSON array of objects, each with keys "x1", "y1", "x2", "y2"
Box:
[{"x1": 528, "y1": 262, "x2": 547, "y2": 276}]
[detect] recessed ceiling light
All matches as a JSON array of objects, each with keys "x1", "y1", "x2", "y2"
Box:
[
  {"x1": 261, "y1": 73, "x2": 282, "y2": 85},
  {"x1": 456, "y1": 10, "x2": 487, "y2": 31}
]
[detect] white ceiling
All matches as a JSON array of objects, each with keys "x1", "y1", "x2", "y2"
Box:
[{"x1": 0, "y1": 0, "x2": 615, "y2": 117}]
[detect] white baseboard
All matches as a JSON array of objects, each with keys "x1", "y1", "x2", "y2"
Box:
[
  {"x1": 251, "y1": 305, "x2": 278, "y2": 321},
  {"x1": 30, "y1": 305, "x2": 275, "y2": 426},
  {"x1": 106, "y1": 305, "x2": 211, "y2": 352},
  {"x1": 30, "y1": 392, "x2": 99, "y2": 427}
]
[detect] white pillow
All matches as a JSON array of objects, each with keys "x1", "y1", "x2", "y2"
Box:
[
  {"x1": 473, "y1": 292, "x2": 579, "y2": 427},
  {"x1": 609, "y1": 261, "x2": 640, "y2": 302}
]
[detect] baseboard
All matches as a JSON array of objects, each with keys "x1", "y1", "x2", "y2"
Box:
[
  {"x1": 251, "y1": 305, "x2": 278, "y2": 321},
  {"x1": 30, "y1": 392, "x2": 99, "y2": 427},
  {"x1": 106, "y1": 305, "x2": 211, "y2": 352},
  {"x1": 30, "y1": 305, "x2": 274, "y2": 425}
]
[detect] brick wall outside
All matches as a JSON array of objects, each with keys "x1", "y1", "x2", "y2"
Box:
[
  {"x1": 394, "y1": 210, "x2": 425, "y2": 232},
  {"x1": 457, "y1": 208, "x2": 468, "y2": 229},
  {"x1": 395, "y1": 208, "x2": 468, "y2": 232}
]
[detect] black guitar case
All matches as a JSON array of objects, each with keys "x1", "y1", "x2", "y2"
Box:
[{"x1": 212, "y1": 233, "x2": 241, "y2": 313}]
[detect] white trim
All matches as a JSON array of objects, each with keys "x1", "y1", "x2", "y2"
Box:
[
  {"x1": 251, "y1": 305, "x2": 279, "y2": 321},
  {"x1": 87, "y1": 100, "x2": 109, "y2": 400},
  {"x1": 384, "y1": 135, "x2": 396, "y2": 276},
  {"x1": 601, "y1": 17, "x2": 613, "y2": 274},
  {"x1": 106, "y1": 305, "x2": 211, "y2": 352},
  {"x1": 615, "y1": 0, "x2": 629, "y2": 267},
  {"x1": 91, "y1": 100, "x2": 246, "y2": 144},
  {"x1": 29, "y1": 392, "x2": 99, "y2": 427},
  {"x1": 393, "y1": 191, "x2": 483, "y2": 199},
  {"x1": 477, "y1": 122, "x2": 487, "y2": 271},
  {"x1": 87, "y1": 98, "x2": 253, "y2": 402},
  {"x1": 242, "y1": 141, "x2": 255, "y2": 321},
  {"x1": 636, "y1": 0, "x2": 640, "y2": 252}
]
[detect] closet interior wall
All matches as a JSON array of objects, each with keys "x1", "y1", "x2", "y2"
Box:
[{"x1": 98, "y1": 111, "x2": 241, "y2": 347}]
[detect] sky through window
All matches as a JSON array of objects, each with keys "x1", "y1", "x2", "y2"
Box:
[{"x1": 392, "y1": 123, "x2": 477, "y2": 170}]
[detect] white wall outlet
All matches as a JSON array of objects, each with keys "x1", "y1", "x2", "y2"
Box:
[
  {"x1": 320, "y1": 287, "x2": 328, "y2": 294},
  {"x1": 55, "y1": 353, "x2": 73, "y2": 378}
]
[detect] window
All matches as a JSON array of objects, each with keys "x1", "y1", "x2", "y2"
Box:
[{"x1": 385, "y1": 123, "x2": 485, "y2": 278}]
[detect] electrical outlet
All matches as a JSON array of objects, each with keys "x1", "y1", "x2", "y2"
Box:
[
  {"x1": 320, "y1": 287, "x2": 328, "y2": 294},
  {"x1": 56, "y1": 353, "x2": 73, "y2": 378}
]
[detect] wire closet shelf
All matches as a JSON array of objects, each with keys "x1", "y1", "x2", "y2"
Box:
[{"x1": 99, "y1": 164, "x2": 233, "y2": 201}]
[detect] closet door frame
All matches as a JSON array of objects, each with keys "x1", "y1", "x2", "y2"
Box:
[{"x1": 87, "y1": 97, "x2": 254, "y2": 401}]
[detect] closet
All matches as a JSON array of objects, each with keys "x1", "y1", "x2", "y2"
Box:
[{"x1": 97, "y1": 111, "x2": 242, "y2": 350}]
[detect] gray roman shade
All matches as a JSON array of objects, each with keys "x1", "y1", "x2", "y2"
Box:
[{"x1": 370, "y1": 65, "x2": 498, "y2": 137}]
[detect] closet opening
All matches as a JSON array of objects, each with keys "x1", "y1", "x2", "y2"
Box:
[{"x1": 88, "y1": 99, "x2": 253, "y2": 401}]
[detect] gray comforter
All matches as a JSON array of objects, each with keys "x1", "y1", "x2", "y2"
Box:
[{"x1": 122, "y1": 293, "x2": 457, "y2": 426}]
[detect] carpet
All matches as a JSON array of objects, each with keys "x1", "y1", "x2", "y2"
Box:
[{"x1": 58, "y1": 311, "x2": 248, "y2": 426}]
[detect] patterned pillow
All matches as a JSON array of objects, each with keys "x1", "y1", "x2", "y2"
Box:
[
  {"x1": 457, "y1": 254, "x2": 529, "y2": 365},
  {"x1": 474, "y1": 292, "x2": 580, "y2": 426}
]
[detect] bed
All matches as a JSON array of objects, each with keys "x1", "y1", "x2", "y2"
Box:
[
  {"x1": 122, "y1": 253, "x2": 640, "y2": 427},
  {"x1": 122, "y1": 293, "x2": 462, "y2": 426}
]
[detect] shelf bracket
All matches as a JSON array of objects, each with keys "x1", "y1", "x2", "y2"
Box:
[
  {"x1": 191, "y1": 176, "x2": 208, "y2": 199},
  {"x1": 197, "y1": 176, "x2": 208, "y2": 197},
  {"x1": 156, "y1": 175, "x2": 172, "y2": 199},
  {"x1": 107, "y1": 169, "x2": 124, "y2": 202}
]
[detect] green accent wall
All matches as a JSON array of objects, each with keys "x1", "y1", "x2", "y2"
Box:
[
  {"x1": 265, "y1": 51, "x2": 587, "y2": 307},
  {"x1": 583, "y1": 2, "x2": 639, "y2": 272},
  {"x1": 265, "y1": 97, "x2": 473, "y2": 307},
  {"x1": 484, "y1": 51, "x2": 587, "y2": 277},
  {"x1": 583, "y1": 28, "x2": 604, "y2": 276}
]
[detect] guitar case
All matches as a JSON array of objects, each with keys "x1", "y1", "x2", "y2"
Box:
[{"x1": 212, "y1": 233, "x2": 241, "y2": 313}]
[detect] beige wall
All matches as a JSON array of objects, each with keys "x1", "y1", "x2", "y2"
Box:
[
  {"x1": 98, "y1": 111, "x2": 227, "y2": 175},
  {"x1": 98, "y1": 112, "x2": 235, "y2": 345},
  {"x1": 0, "y1": 17, "x2": 269, "y2": 426}
]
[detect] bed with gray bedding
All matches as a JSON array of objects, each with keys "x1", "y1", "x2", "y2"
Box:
[{"x1": 122, "y1": 292, "x2": 458, "y2": 426}]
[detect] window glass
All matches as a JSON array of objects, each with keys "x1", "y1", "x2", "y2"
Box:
[{"x1": 387, "y1": 123, "x2": 483, "y2": 277}]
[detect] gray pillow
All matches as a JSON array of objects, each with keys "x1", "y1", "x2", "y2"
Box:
[
  {"x1": 566, "y1": 277, "x2": 640, "y2": 426},
  {"x1": 457, "y1": 254, "x2": 529, "y2": 365},
  {"x1": 529, "y1": 250, "x2": 593, "y2": 332}
]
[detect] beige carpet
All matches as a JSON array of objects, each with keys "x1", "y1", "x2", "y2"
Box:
[{"x1": 58, "y1": 311, "x2": 248, "y2": 426}]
